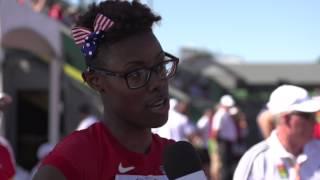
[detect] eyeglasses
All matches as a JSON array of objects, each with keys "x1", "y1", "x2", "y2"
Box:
[{"x1": 88, "y1": 52, "x2": 179, "y2": 89}]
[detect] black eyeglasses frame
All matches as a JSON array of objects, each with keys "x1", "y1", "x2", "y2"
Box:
[{"x1": 88, "y1": 52, "x2": 179, "y2": 89}]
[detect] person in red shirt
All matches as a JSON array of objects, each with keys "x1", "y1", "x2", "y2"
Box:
[
  {"x1": 48, "y1": 3, "x2": 63, "y2": 20},
  {"x1": 33, "y1": 0, "x2": 179, "y2": 179},
  {"x1": 313, "y1": 111, "x2": 320, "y2": 139},
  {"x1": 0, "y1": 93, "x2": 15, "y2": 180},
  {"x1": 0, "y1": 139, "x2": 15, "y2": 180}
]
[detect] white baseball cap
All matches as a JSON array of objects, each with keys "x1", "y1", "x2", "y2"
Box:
[
  {"x1": 267, "y1": 84, "x2": 320, "y2": 114},
  {"x1": 220, "y1": 94, "x2": 235, "y2": 107}
]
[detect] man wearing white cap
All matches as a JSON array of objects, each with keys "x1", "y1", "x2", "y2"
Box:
[
  {"x1": 234, "y1": 84, "x2": 320, "y2": 180},
  {"x1": 211, "y1": 94, "x2": 238, "y2": 180}
]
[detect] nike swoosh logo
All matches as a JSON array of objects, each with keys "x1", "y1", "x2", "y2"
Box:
[{"x1": 118, "y1": 162, "x2": 135, "y2": 173}]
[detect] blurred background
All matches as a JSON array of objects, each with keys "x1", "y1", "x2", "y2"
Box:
[{"x1": 1, "y1": 0, "x2": 320, "y2": 179}]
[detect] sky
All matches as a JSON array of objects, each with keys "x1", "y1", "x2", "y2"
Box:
[{"x1": 72, "y1": 0, "x2": 320, "y2": 63}]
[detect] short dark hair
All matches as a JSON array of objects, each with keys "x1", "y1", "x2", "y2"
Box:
[{"x1": 75, "y1": 0, "x2": 161, "y2": 66}]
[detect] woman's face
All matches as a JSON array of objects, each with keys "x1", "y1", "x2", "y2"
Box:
[{"x1": 94, "y1": 32, "x2": 171, "y2": 129}]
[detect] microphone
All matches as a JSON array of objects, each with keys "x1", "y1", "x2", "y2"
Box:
[{"x1": 163, "y1": 141, "x2": 207, "y2": 180}]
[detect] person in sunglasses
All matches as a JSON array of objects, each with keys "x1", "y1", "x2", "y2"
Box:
[
  {"x1": 33, "y1": 1, "x2": 179, "y2": 179},
  {"x1": 234, "y1": 84, "x2": 320, "y2": 180}
]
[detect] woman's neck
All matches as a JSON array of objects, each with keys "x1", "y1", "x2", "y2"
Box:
[{"x1": 102, "y1": 114, "x2": 152, "y2": 154}]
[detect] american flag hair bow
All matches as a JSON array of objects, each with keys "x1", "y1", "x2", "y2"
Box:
[{"x1": 71, "y1": 13, "x2": 114, "y2": 58}]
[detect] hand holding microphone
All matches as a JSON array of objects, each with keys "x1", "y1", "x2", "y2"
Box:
[{"x1": 163, "y1": 141, "x2": 207, "y2": 180}]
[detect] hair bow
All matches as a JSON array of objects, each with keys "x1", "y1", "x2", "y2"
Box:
[{"x1": 71, "y1": 14, "x2": 114, "y2": 58}]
